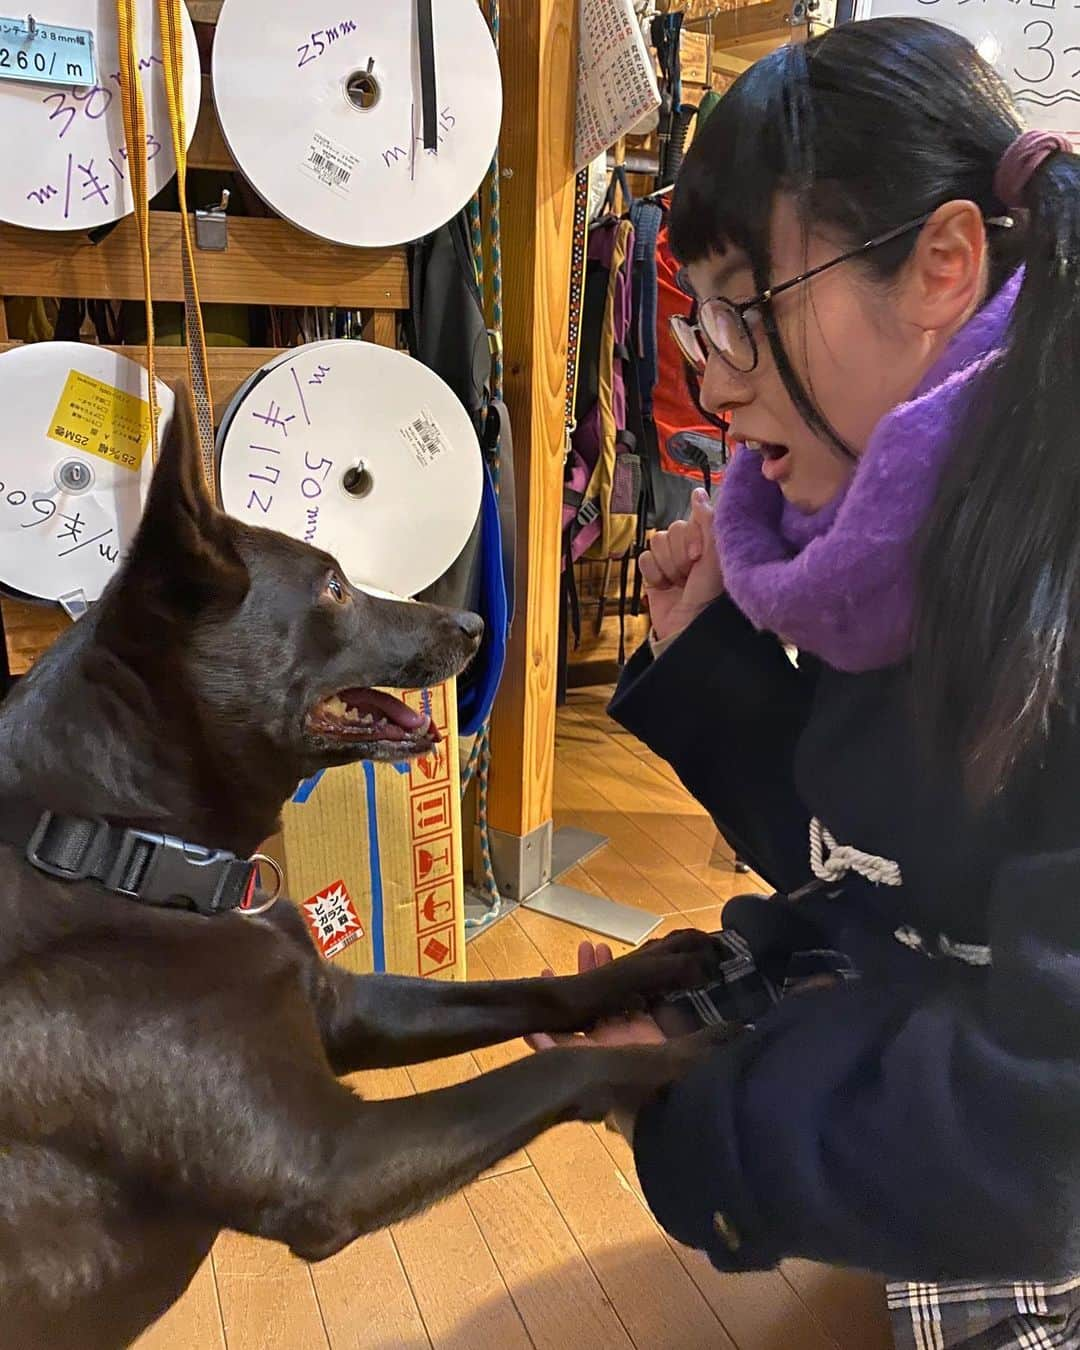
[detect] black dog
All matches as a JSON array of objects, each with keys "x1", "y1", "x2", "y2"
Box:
[{"x1": 0, "y1": 387, "x2": 725, "y2": 1347}]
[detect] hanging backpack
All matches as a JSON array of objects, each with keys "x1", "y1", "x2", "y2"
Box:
[
  {"x1": 628, "y1": 194, "x2": 702, "y2": 533},
  {"x1": 406, "y1": 210, "x2": 515, "y2": 739},
  {"x1": 652, "y1": 215, "x2": 728, "y2": 490},
  {"x1": 562, "y1": 205, "x2": 643, "y2": 571},
  {"x1": 561, "y1": 184, "x2": 648, "y2": 660}
]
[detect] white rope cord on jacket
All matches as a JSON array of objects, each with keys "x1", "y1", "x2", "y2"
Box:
[
  {"x1": 809, "y1": 817, "x2": 903, "y2": 887},
  {"x1": 808, "y1": 820, "x2": 994, "y2": 966}
]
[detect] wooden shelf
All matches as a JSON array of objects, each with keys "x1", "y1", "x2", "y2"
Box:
[
  {"x1": 0, "y1": 215, "x2": 407, "y2": 309},
  {"x1": 0, "y1": 342, "x2": 284, "y2": 410}
]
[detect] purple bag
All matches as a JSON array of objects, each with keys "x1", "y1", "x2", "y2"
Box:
[{"x1": 563, "y1": 214, "x2": 641, "y2": 567}]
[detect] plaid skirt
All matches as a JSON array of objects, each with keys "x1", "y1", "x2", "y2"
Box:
[{"x1": 659, "y1": 929, "x2": 1080, "y2": 1350}]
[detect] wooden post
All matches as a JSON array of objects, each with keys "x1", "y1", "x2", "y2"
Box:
[{"x1": 486, "y1": 0, "x2": 577, "y2": 887}]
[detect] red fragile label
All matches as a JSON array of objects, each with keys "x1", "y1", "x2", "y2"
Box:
[
  {"x1": 302, "y1": 880, "x2": 364, "y2": 960},
  {"x1": 417, "y1": 922, "x2": 457, "y2": 976}
]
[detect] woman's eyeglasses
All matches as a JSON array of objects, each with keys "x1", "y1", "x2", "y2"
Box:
[{"x1": 669, "y1": 211, "x2": 1013, "y2": 376}]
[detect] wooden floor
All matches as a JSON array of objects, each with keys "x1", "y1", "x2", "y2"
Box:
[{"x1": 134, "y1": 688, "x2": 894, "y2": 1350}]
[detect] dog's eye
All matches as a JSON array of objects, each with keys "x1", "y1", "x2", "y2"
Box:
[{"x1": 325, "y1": 573, "x2": 348, "y2": 604}]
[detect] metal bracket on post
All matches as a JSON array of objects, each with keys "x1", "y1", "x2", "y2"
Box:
[{"x1": 466, "y1": 821, "x2": 662, "y2": 947}]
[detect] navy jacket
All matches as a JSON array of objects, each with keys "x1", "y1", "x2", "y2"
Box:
[{"x1": 609, "y1": 597, "x2": 1080, "y2": 1281}]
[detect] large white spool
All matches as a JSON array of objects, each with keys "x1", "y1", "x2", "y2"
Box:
[
  {"x1": 0, "y1": 0, "x2": 200, "y2": 231},
  {"x1": 0, "y1": 342, "x2": 173, "y2": 605},
  {"x1": 211, "y1": 0, "x2": 503, "y2": 248},
  {"x1": 216, "y1": 341, "x2": 482, "y2": 599}
]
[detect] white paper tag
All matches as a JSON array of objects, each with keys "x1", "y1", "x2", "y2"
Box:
[
  {"x1": 300, "y1": 129, "x2": 358, "y2": 197},
  {"x1": 0, "y1": 16, "x2": 96, "y2": 88},
  {"x1": 399, "y1": 408, "x2": 450, "y2": 469}
]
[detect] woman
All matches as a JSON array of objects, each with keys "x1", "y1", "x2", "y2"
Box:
[{"x1": 533, "y1": 18, "x2": 1080, "y2": 1348}]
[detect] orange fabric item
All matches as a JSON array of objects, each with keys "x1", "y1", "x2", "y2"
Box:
[{"x1": 652, "y1": 219, "x2": 727, "y2": 480}]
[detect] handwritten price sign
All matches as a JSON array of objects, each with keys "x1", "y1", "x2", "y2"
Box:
[
  {"x1": 0, "y1": 0, "x2": 199, "y2": 232},
  {"x1": 0, "y1": 16, "x2": 95, "y2": 88},
  {"x1": 854, "y1": 0, "x2": 1080, "y2": 134}
]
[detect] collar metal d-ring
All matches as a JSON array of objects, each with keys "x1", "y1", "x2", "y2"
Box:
[{"x1": 240, "y1": 853, "x2": 284, "y2": 916}]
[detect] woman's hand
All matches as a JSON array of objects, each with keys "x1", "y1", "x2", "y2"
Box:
[
  {"x1": 525, "y1": 940, "x2": 667, "y2": 1143},
  {"x1": 524, "y1": 941, "x2": 668, "y2": 1052},
  {"x1": 640, "y1": 488, "x2": 725, "y2": 643}
]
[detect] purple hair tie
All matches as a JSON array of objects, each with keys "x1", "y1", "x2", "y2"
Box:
[{"x1": 993, "y1": 129, "x2": 1072, "y2": 208}]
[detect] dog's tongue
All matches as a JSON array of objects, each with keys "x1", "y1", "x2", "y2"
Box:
[{"x1": 341, "y1": 688, "x2": 432, "y2": 734}]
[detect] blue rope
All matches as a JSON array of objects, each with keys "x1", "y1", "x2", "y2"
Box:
[{"x1": 465, "y1": 0, "x2": 504, "y2": 930}]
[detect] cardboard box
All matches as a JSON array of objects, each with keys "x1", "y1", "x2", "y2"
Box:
[{"x1": 279, "y1": 679, "x2": 466, "y2": 981}]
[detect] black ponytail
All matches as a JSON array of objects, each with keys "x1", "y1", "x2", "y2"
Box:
[
  {"x1": 670, "y1": 17, "x2": 1080, "y2": 796},
  {"x1": 915, "y1": 149, "x2": 1080, "y2": 795}
]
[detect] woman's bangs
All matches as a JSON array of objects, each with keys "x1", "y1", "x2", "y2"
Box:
[{"x1": 668, "y1": 45, "x2": 810, "y2": 270}]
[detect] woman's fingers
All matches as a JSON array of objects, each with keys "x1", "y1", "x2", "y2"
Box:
[
  {"x1": 689, "y1": 486, "x2": 714, "y2": 529},
  {"x1": 647, "y1": 523, "x2": 695, "y2": 586},
  {"x1": 577, "y1": 941, "x2": 599, "y2": 975},
  {"x1": 638, "y1": 548, "x2": 671, "y2": 591},
  {"x1": 641, "y1": 497, "x2": 714, "y2": 595}
]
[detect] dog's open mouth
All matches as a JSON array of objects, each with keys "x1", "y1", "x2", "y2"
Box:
[{"x1": 305, "y1": 688, "x2": 441, "y2": 751}]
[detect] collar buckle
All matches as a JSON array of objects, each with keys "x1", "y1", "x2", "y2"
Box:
[
  {"x1": 20, "y1": 809, "x2": 268, "y2": 916},
  {"x1": 106, "y1": 829, "x2": 254, "y2": 915}
]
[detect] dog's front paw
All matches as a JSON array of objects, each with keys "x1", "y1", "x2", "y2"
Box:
[{"x1": 599, "y1": 929, "x2": 727, "y2": 1009}]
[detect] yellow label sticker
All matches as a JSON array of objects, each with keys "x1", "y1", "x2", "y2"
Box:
[{"x1": 46, "y1": 370, "x2": 151, "y2": 473}]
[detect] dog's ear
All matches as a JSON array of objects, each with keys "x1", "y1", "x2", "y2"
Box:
[{"x1": 121, "y1": 380, "x2": 249, "y2": 615}]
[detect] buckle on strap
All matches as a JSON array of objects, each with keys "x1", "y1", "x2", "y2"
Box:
[
  {"x1": 105, "y1": 830, "x2": 254, "y2": 915},
  {"x1": 26, "y1": 811, "x2": 108, "y2": 881},
  {"x1": 21, "y1": 810, "x2": 276, "y2": 917},
  {"x1": 576, "y1": 498, "x2": 600, "y2": 528}
]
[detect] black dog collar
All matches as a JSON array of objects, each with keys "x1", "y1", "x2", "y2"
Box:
[{"x1": 0, "y1": 803, "x2": 280, "y2": 917}]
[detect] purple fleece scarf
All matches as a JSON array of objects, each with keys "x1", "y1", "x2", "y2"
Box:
[{"x1": 715, "y1": 271, "x2": 1022, "y2": 672}]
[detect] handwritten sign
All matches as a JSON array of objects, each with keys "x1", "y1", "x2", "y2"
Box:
[
  {"x1": 217, "y1": 341, "x2": 483, "y2": 599},
  {"x1": 0, "y1": 15, "x2": 95, "y2": 87},
  {"x1": 853, "y1": 0, "x2": 1080, "y2": 135},
  {"x1": 296, "y1": 19, "x2": 357, "y2": 69},
  {"x1": 211, "y1": 0, "x2": 501, "y2": 248},
  {"x1": 0, "y1": 345, "x2": 166, "y2": 606},
  {"x1": 0, "y1": 0, "x2": 199, "y2": 232}
]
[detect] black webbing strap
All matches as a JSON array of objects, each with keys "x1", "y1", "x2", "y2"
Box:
[
  {"x1": 0, "y1": 802, "x2": 257, "y2": 916},
  {"x1": 564, "y1": 537, "x2": 582, "y2": 649},
  {"x1": 417, "y1": 0, "x2": 438, "y2": 152}
]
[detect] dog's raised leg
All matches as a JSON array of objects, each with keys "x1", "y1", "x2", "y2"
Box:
[{"x1": 309, "y1": 927, "x2": 726, "y2": 1072}]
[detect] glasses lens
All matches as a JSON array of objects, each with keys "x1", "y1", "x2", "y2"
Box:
[
  {"x1": 700, "y1": 300, "x2": 756, "y2": 373},
  {"x1": 674, "y1": 266, "x2": 696, "y2": 300},
  {"x1": 669, "y1": 316, "x2": 707, "y2": 370}
]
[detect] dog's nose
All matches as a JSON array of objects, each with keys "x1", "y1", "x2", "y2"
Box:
[{"x1": 455, "y1": 611, "x2": 484, "y2": 643}]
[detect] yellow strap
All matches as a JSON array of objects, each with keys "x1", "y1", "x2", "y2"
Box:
[
  {"x1": 156, "y1": 0, "x2": 216, "y2": 483},
  {"x1": 115, "y1": 0, "x2": 216, "y2": 485},
  {"x1": 115, "y1": 0, "x2": 159, "y2": 459}
]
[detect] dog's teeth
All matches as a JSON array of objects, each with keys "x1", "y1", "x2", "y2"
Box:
[
  {"x1": 343, "y1": 707, "x2": 360, "y2": 723},
  {"x1": 324, "y1": 694, "x2": 349, "y2": 717},
  {"x1": 360, "y1": 712, "x2": 375, "y2": 726}
]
